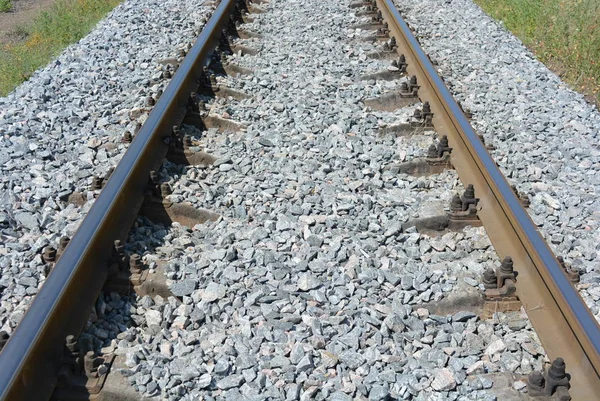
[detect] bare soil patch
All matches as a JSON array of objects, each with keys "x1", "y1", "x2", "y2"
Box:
[{"x1": 0, "y1": 0, "x2": 56, "y2": 45}]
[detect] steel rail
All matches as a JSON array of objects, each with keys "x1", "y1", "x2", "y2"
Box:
[
  {"x1": 0, "y1": 0, "x2": 237, "y2": 399},
  {"x1": 375, "y1": 0, "x2": 600, "y2": 398}
]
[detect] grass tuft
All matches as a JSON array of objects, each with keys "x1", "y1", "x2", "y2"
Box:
[
  {"x1": 474, "y1": 0, "x2": 600, "y2": 104},
  {"x1": 0, "y1": 0, "x2": 12, "y2": 13},
  {"x1": 0, "y1": 0, "x2": 120, "y2": 96}
]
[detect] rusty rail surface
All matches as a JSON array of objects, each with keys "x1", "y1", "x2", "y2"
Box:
[
  {"x1": 0, "y1": 1, "x2": 237, "y2": 399},
  {"x1": 374, "y1": 0, "x2": 600, "y2": 398}
]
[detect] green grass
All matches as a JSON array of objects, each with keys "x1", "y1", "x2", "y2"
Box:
[
  {"x1": 0, "y1": 0, "x2": 12, "y2": 13},
  {"x1": 0, "y1": 0, "x2": 121, "y2": 96},
  {"x1": 474, "y1": 0, "x2": 600, "y2": 104}
]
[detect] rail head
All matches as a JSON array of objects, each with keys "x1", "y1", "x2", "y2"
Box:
[
  {"x1": 0, "y1": 1, "x2": 237, "y2": 400},
  {"x1": 376, "y1": 0, "x2": 600, "y2": 398}
]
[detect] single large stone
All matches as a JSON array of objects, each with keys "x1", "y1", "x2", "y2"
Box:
[
  {"x1": 202, "y1": 282, "x2": 226, "y2": 302},
  {"x1": 338, "y1": 350, "x2": 365, "y2": 369},
  {"x1": 452, "y1": 311, "x2": 476, "y2": 322},
  {"x1": 431, "y1": 368, "x2": 456, "y2": 391},
  {"x1": 485, "y1": 339, "x2": 507, "y2": 356},
  {"x1": 330, "y1": 392, "x2": 353, "y2": 401},
  {"x1": 198, "y1": 373, "x2": 212, "y2": 389},
  {"x1": 170, "y1": 279, "x2": 196, "y2": 297},
  {"x1": 216, "y1": 374, "x2": 244, "y2": 390},
  {"x1": 145, "y1": 310, "x2": 162, "y2": 327},
  {"x1": 298, "y1": 273, "x2": 320, "y2": 291},
  {"x1": 14, "y1": 212, "x2": 38, "y2": 231}
]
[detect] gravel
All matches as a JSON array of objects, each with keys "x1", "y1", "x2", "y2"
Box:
[
  {"x1": 393, "y1": 0, "x2": 600, "y2": 317},
  {"x1": 2, "y1": 0, "x2": 588, "y2": 397},
  {"x1": 86, "y1": 0, "x2": 552, "y2": 399},
  {"x1": 0, "y1": 0, "x2": 214, "y2": 334}
]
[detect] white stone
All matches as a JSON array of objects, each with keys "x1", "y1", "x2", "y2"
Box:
[
  {"x1": 485, "y1": 339, "x2": 507, "y2": 356},
  {"x1": 145, "y1": 310, "x2": 162, "y2": 327},
  {"x1": 431, "y1": 368, "x2": 456, "y2": 391}
]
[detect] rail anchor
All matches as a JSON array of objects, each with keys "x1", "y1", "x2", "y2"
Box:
[
  {"x1": 482, "y1": 256, "x2": 521, "y2": 318},
  {"x1": 447, "y1": 184, "x2": 481, "y2": 230},
  {"x1": 51, "y1": 335, "x2": 115, "y2": 400},
  {"x1": 528, "y1": 358, "x2": 572, "y2": 400}
]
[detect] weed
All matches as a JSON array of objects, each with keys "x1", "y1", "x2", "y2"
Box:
[
  {"x1": 475, "y1": 0, "x2": 600, "y2": 104},
  {"x1": 0, "y1": 0, "x2": 12, "y2": 13},
  {"x1": 0, "y1": 0, "x2": 120, "y2": 96}
]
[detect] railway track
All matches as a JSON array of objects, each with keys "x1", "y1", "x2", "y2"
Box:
[{"x1": 0, "y1": 0, "x2": 598, "y2": 400}]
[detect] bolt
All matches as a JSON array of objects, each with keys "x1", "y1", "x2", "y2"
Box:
[
  {"x1": 91, "y1": 176, "x2": 103, "y2": 190},
  {"x1": 450, "y1": 193, "x2": 462, "y2": 212},
  {"x1": 183, "y1": 135, "x2": 193, "y2": 149},
  {"x1": 422, "y1": 101, "x2": 431, "y2": 116},
  {"x1": 482, "y1": 268, "x2": 497, "y2": 289},
  {"x1": 399, "y1": 82, "x2": 409, "y2": 93},
  {"x1": 528, "y1": 371, "x2": 545, "y2": 396},
  {"x1": 545, "y1": 357, "x2": 570, "y2": 397},
  {"x1": 569, "y1": 266, "x2": 580, "y2": 283},
  {"x1": 112, "y1": 239, "x2": 127, "y2": 272},
  {"x1": 43, "y1": 247, "x2": 57, "y2": 264},
  {"x1": 427, "y1": 144, "x2": 437, "y2": 159},
  {"x1": 134, "y1": 122, "x2": 142, "y2": 135},
  {"x1": 437, "y1": 135, "x2": 451, "y2": 157},
  {"x1": 103, "y1": 167, "x2": 115, "y2": 188},
  {"x1": 66, "y1": 334, "x2": 78, "y2": 354},
  {"x1": 57, "y1": 236, "x2": 70, "y2": 260},
  {"x1": 408, "y1": 75, "x2": 418, "y2": 92},
  {"x1": 220, "y1": 51, "x2": 229, "y2": 63},
  {"x1": 146, "y1": 96, "x2": 155, "y2": 106},
  {"x1": 460, "y1": 184, "x2": 479, "y2": 212},
  {"x1": 130, "y1": 253, "x2": 143, "y2": 274},
  {"x1": 557, "y1": 256, "x2": 580, "y2": 284},
  {"x1": 114, "y1": 240, "x2": 125, "y2": 256},
  {"x1": 389, "y1": 37, "x2": 396, "y2": 48},
  {"x1": 160, "y1": 183, "x2": 172, "y2": 198},
  {"x1": 0, "y1": 331, "x2": 9, "y2": 351},
  {"x1": 396, "y1": 54, "x2": 407, "y2": 72},
  {"x1": 121, "y1": 131, "x2": 133, "y2": 143},
  {"x1": 84, "y1": 350, "x2": 98, "y2": 377},
  {"x1": 164, "y1": 69, "x2": 172, "y2": 79},
  {"x1": 413, "y1": 108, "x2": 422, "y2": 120},
  {"x1": 155, "y1": 89, "x2": 163, "y2": 100},
  {"x1": 198, "y1": 100, "x2": 206, "y2": 114},
  {"x1": 188, "y1": 92, "x2": 198, "y2": 109},
  {"x1": 463, "y1": 184, "x2": 475, "y2": 200},
  {"x1": 548, "y1": 358, "x2": 567, "y2": 380},
  {"x1": 149, "y1": 170, "x2": 160, "y2": 185},
  {"x1": 500, "y1": 256, "x2": 514, "y2": 275},
  {"x1": 59, "y1": 236, "x2": 70, "y2": 250},
  {"x1": 439, "y1": 136, "x2": 449, "y2": 149}
]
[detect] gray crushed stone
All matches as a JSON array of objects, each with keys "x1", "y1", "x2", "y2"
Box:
[
  {"x1": 81, "y1": 0, "x2": 554, "y2": 400},
  {"x1": 0, "y1": 0, "x2": 214, "y2": 333}
]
